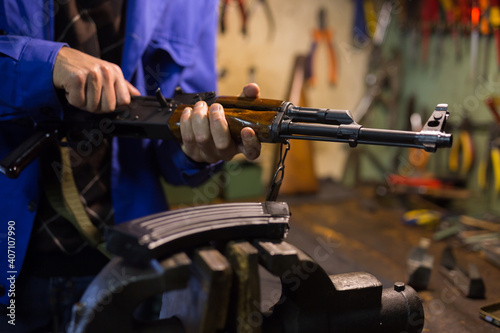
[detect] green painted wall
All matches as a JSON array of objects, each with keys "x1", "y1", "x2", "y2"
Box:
[{"x1": 355, "y1": 17, "x2": 500, "y2": 216}]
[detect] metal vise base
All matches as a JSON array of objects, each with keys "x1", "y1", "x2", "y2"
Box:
[{"x1": 69, "y1": 202, "x2": 424, "y2": 333}]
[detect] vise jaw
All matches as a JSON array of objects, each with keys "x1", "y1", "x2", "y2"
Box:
[{"x1": 69, "y1": 202, "x2": 423, "y2": 333}]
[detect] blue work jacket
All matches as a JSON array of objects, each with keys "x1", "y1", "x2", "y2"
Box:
[{"x1": 0, "y1": 0, "x2": 220, "y2": 305}]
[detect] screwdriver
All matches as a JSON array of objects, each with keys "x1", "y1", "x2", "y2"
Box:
[
  {"x1": 480, "y1": 0, "x2": 491, "y2": 77},
  {"x1": 471, "y1": 0, "x2": 480, "y2": 81}
]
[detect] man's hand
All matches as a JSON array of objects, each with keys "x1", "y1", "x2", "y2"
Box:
[
  {"x1": 53, "y1": 47, "x2": 140, "y2": 112},
  {"x1": 179, "y1": 83, "x2": 262, "y2": 163}
]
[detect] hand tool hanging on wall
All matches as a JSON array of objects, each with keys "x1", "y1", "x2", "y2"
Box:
[
  {"x1": 481, "y1": 100, "x2": 500, "y2": 197},
  {"x1": 491, "y1": 0, "x2": 500, "y2": 70},
  {"x1": 448, "y1": 114, "x2": 476, "y2": 177},
  {"x1": 220, "y1": 0, "x2": 248, "y2": 36},
  {"x1": 364, "y1": 0, "x2": 377, "y2": 38},
  {"x1": 480, "y1": 0, "x2": 491, "y2": 36},
  {"x1": 353, "y1": 1, "x2": 397, "y2": 124},
  {"x1": 456, "y1": 0, "x2": 472, "y2": 61},
  {"x1": 478, "y1": 97, "x2": 500, "y2": 196},
  {"x1": 420, "y1": 0, "x2": 440, "y2": 65},
  {"x1": 246, "y1": 0, "x2": 275, "y2": 41},
  {"x1": 486, "y1": 96, "x2": 500, "y2": 123},
  {"x1": 305, "y1": 8, "x2": 338, "y2": 86},
  {"x1": 434, "y1": 1, "x2": 448, "y2": 68},
  {"x1": 275, "y1": 55, "x2": 319, "y2": 196},
  {"x1": 459, "y1": 0, "x2": 472, "y2": 31},
  {"x1": 480, "y1": 0, "x2": 492, "y2": 78},
  {"x1": 471, "y1": 0, "x2": 481, "y2": 81},
  {"x1": 345, "y1": 2, "x2": 403, "y2": 185},
  {"x1": 353, "y1": 0, "x2": 370, "y2": 47},
  {"x1": 371, "y1": 1, "x2": 393, "y2": 47},
  {"x1": 441, "y1": 0, "x2": 462, "y2": 61},
  {"x1": 401, "y1": 1, "x2": 421, "y2": 65}
]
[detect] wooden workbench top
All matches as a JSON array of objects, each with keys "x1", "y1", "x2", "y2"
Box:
[{"x1": 281, "y1": 184, "x2": 500, "y2": 333}]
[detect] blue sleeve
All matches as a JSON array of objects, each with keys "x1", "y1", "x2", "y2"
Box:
[
  {"x1": 154, "y1": 139, "x2": 223, "y2": 187},
  {"x1": 111, "y1": 137, "x2": 223, "y2": 224},
  {"x1": 0, "y1": 36, "x2": 66, "y2": 119}
]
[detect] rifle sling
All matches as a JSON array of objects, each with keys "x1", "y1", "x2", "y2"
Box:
[{"x1": 42, "y1": 138, "x2": 112, "y2": 259}]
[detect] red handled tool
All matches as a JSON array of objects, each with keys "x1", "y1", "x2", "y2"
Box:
[
  {"x1": 491, "y1": 0, "x2": 500, "y2": 70},
  {"x1": 220, "y1": 0, "x2": 248, "y2": 36},
  {"x1": 486, "y1": 97, "x2": 500, "y2": 124},
  {"x1": 421, "y1": 0, "x2": 440, "y2": 64}
]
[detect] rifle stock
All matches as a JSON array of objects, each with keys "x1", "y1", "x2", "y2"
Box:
[
  {"x1": 0, "y1": 89, "x2": 452, "y2": 179},
  {"x1": 169, "y1": 96, "x2": 283, "y2": 144}
]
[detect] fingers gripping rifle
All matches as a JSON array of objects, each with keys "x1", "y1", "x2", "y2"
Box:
[{"x1": 0, "y1": 88, "x2": 452, "y2": 179}]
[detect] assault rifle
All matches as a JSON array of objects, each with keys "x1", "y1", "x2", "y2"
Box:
[{"x1": 0, "y1": 88, "x2": 452, "y2": 179}]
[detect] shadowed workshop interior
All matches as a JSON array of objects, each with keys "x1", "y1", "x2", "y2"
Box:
[
  {"x1": 3, "y1": 0, "x2": 500, "y2": 332},
  {"x1": 167, "y1": 1, "x2": 500, "y2": 332}
]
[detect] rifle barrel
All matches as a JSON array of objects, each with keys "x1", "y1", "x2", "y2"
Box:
[{"x1": 280, "y1": 122, "x2": 452, "y2": 152}]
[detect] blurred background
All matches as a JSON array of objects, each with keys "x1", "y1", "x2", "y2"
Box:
[
  {"x1": 166, "y1": 0, "x2": 500, "y2": 216},
  {"x1": 164, "y1": 1, "x2": 500, "y2": 331}
]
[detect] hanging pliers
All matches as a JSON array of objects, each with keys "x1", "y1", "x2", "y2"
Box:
[
  {"x1": 220, "y1": 0, "x2": 248, "y2": 36},
  {"x1": 247, "y1": 0, "x2": 276, "y2": 40},
  {"x1": 305, "y1": 8, "x2": 338, "y2": 86}
]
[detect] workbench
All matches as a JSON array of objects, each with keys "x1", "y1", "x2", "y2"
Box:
[{"x1": 277, "y1": 182, "x2": 500, "y2": 333}]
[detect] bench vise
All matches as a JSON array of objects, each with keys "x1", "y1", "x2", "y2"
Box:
[{"x1": 68, "y1": 202, "x2": 424, "y2": 333}]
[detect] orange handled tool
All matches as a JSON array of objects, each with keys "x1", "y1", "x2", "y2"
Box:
[{"x1": 305, "y1": 8, "x2": 337, "y2": 86}]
